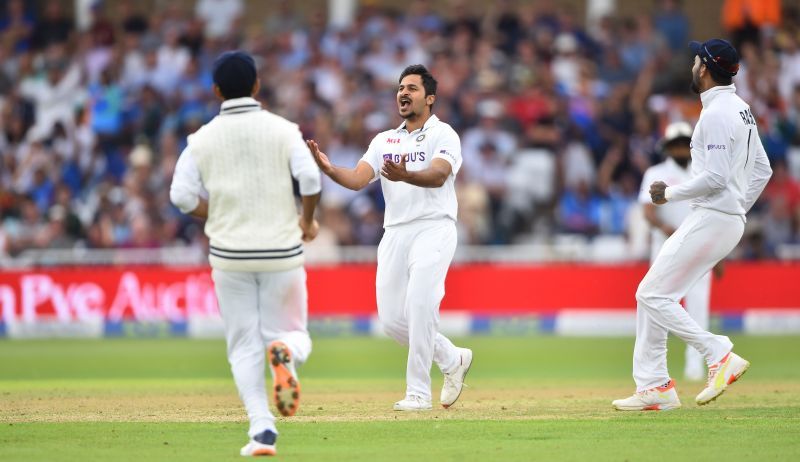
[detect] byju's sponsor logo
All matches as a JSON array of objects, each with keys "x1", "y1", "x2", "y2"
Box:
[
  {"x1": 382, "y1": 152, "x2": 426, "y2": 163},
  {"x1": 707, "y1": 144, "x2": 726, "y2": 150}
]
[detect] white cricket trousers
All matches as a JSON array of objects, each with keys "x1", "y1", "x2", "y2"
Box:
[
  {"x1": 683, "y1": 273, "x2": 711, "y2": 376},
  {"x1": 634, "y1": 208, "x2": 743, "y2": 391},
  {"x1": 650, "y1": 236, "x2": 711, "y2": 378},
  {"x1": 212, "y1": 267, "x2": 312, "y2": 437},
  {"x1": 376, "y1": 219, "x2": 462, "y2": 401}
]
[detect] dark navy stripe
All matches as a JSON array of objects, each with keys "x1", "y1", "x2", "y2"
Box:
[
  {"x1": 210, "y1": 249, "x2": 303, "y2": 260},
  {"x1": 210, "y1": 244, "x2": 302, "y2": 254},
  {"x1": 221, "y1": 104, "x2": 260, "y2": 113},
  {"x1": 221, "y1": 108, "x2": 261, "y2": 115}
]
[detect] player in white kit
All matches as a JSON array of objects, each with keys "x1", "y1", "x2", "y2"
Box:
[
  {"x1": 306, "y1": 64, "x2": 473, "y2": 411},
  {"x1": 170, "y1": 51, "x2": 321, "y2": 456},
  {"x1": 613, "y1": 39, "x2": 772, "y2": 411},
  {"x1": 639, "y1": 121, "x2": 719, "y2": 382}
]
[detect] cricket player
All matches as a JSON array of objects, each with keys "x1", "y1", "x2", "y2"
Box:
[
  {"x1": 639, "y1": 121, "x2": 718, "y2": 382},
  {"x1": 613, "y1": 39, "x2": 772, "y2": 411},
  {"x1": 170, "y1": 51, "x2": 321, "y2": 456},
  {"x1": 307, "y1": 64, "x2": 472, "y2": 411}
]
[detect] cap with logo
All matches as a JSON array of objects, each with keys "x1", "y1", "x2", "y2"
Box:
[{"x1": 689, "y1": 39, "x2": 740, "y2": 77}]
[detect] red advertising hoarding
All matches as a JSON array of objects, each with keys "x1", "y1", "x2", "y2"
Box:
[{"x1": 0, "y1": 263, "x2": 798, "y2": 323}]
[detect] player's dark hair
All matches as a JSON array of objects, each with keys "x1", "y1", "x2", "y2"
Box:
[
  {"x1": 707, "y1": 67, "x2": 733, "y2": 86},
  {"x1": 399, "y1": 64, "x2": 437, "y2": 97}
]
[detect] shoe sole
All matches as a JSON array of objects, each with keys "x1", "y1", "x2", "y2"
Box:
[
  {"x1": 269, "y1": 341, "x2": 300, "y2": 417},
  {"x1": 696, "y1": 360, "x2": 750, "y2": 406},
  {"x1": 393, "y1": 406, "x2": 433, "y2": 411},
  {"x1": 250, "y1": 448, "x2": 276, "y2": 456},
  {"x1": 442, "y1": 351, "x2": 473, "y2": 409},
  {"x1": 612, "y1": 403, "x2": 682, "y2": 411}
]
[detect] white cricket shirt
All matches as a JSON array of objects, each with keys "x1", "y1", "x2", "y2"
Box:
[
  {"x1": 664, "y1": 84, "x2": 772, "y2": 215},
  {"x1": 359, "y1": 114, "x2": 462, "y2": 227}
]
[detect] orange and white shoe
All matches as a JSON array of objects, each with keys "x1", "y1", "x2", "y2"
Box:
[
  {"x1": 240, "y1": 429, "x2": 277, "y2": 457},
  {"x1": 695, "y1": 351, "x2": 750, "y2": 405},
  {"x1": 612, "y1": 379, "x2": 682, "y2": 411},
  {"x1": 268, "y1": 341, "x2": 300, "y2": 417}
]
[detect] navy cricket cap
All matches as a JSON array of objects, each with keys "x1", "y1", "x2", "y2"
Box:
[
  {"x1": 212, "y1": 51, "x2": 257, "y2": 99},
  {"x1": 689, "y1": 39, "x2": 740, "y2": 77}
]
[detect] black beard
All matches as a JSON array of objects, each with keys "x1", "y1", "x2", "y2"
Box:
[
  {"x1": 674, "y1": 157, "x2": 690, "y2": 168},
  {"x1": 690, "y1": 72, "x2": 701, "y2": 94}
]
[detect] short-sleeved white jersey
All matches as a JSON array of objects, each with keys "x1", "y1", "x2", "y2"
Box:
[{"x1": 359, "y1": 115, "x2": 462, "y2": 227}]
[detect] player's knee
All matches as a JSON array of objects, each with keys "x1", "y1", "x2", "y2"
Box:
[
  {"x1": 635, "y1": 283, "x2": 654, "y2": 307},
  {"x1": 636, "y1": 284, "x2": 672, "y2": 312}
]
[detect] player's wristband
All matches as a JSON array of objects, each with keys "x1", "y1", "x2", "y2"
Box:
[{"x1": 664, "y1": 186, "x2": 674, "y2": 201}]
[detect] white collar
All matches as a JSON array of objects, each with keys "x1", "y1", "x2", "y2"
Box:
[
  {"x1": 396, "y1": 114, "x2": 440, "y2": 133},
  {"x1": 699, "y1": 84, "x2": 736, "y2": 108},
  {"x1": 220, "y1": 97, "x2": 261, "y2": 114}
]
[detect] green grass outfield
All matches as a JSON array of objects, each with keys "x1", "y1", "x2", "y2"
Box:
[{"x1": 1, "y1": 336, "x2": 799, "y2": 461}]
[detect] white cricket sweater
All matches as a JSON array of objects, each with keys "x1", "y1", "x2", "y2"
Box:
[{"x1": 171, "y1": 97, "x2": 321, "y2": 272}]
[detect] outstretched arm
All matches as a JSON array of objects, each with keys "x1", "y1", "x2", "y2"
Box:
[{"x1": 307, "y1": 139, "x2": 374, "y2": 191}]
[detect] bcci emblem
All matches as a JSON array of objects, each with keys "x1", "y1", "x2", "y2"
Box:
[{"x1": 416, "y1": 134, "x2": 425, "y2": 142}]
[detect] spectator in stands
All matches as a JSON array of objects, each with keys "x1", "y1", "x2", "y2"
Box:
[
  {"x1": 31, "y1": 0, "x2": 73, "y2": 52},
  {"x1": 195, "y1": 0, "x2": 243, "y2": 41},
  {"x1": 0, "y1": 0, "x2": 34, "y2": 53},
  {"x1": 0, "y1": 1, "x2": 796, "y2": 259}
]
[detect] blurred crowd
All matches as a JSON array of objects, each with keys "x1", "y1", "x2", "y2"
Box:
[{"x1": 1, "y1": 0, "x2": 799, "y2": 261}]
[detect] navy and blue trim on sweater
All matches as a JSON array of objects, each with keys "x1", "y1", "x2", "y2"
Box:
[
  {"x1": 220, "y1": 103, "x2": 261, "y2": 115},
  {"x1": 209, "y1": 243, "x2": 303, "y2": 260}
]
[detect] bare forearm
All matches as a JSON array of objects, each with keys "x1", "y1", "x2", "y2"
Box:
[
  {"x1": 402, "y1": 169, "x2": 448, "y2": 188},
  {"x1": 300, "y1": 193, "x2": 320, "y2": 223},
  {"x1": 327, "y1": 166, "x2": 370, "y2": 191},
  {"x1": 189, "y1": 199, "x2": 208, "y2": 219},
  {"x1": 643, "y1": 204, "x2": 661, "y2": 228},
  {"x1": 643, "y1": 203, "x2": 673, "y2": 235}
]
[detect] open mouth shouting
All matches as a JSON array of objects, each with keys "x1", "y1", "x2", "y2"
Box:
[{"x1": 399, "y1": 96, "x2": 412, "y2": 111}]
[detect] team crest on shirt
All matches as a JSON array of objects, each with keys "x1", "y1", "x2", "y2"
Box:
[{"x1": 416, "y1": 134, "x2": 425, "y2": 142}]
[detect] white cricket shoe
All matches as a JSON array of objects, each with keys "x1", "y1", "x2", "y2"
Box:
[
  {"x1": 240, "y1": 429, "x2": 277, "y2": 457},
  {"x1": 612, "y1": 379, "x2": 682, "y2": 411},
  {"x1": 393, "y1": 395, "x2": 432, "y2": 411},
  {"x1": 441, "y1": 348, "x2": 473, "y2": 408},
  {"x1": 695, "y1": 351, "x2": 750, "y2": 405}
]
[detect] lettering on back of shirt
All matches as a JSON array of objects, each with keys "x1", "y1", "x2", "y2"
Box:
[{"x1": 739, "y1": 108, "x2": 756, "y2": 126}]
